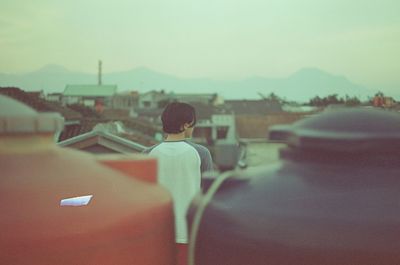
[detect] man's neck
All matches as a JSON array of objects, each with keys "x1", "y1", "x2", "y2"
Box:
[{"x1": 165, "y1": 133, "x2": 186, "y2": 142}]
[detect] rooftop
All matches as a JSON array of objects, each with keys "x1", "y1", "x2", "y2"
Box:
[
  {"x1": 0, "y1": 87, "x2": 82, "y2": 120},
  {"x1": 58, "y1": 130, "x2": 146, "y2": 154}
]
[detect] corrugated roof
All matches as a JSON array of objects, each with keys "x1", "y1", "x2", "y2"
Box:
[{"x1": 64, "y1": 85, "x2": 117, "y2": 97}]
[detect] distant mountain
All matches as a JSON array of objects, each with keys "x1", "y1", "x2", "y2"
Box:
[
  {"x1": 0, "y1": 64, "x2": 374, "y2": 102},
  {"x1": 0, "y1": 64, "x2": 94, "y2": 93},
  {"x1": 36, "y1": 64, "x2": 70, "y2": 73}
]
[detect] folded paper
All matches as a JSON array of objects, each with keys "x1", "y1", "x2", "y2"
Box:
[{"x1": 60, "y1": 195, "x2": 93, "y2": 206}]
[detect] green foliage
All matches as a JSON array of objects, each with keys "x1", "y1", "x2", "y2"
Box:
[
  {"x1": 259, "y1": 92, "x2": 287, "y2": 104},
  {"x1": 343, "y1": 95, "x2": 361, "y2": 106},
  {"x1": 308, "y1": 94, "x2": 361, "y2": 107}
]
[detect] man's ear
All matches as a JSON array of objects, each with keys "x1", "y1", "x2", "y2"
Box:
[{"x1": 180, "y1": 123, "x2": 188, "y2": 131}]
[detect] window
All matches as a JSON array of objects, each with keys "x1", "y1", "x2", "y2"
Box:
[{"x1": 217, "y1": 126, "x2": 229, "y2": 139}]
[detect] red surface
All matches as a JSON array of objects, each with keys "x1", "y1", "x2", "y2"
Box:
[
  {"x1": 0, "y1": 147, "x2": 175, "y2": 265},
  {"x1": 176, "y1": 243, "x2": 188, "y2": 265},
  {"x1": 98, "y1": 155, "x2": 158, "y2": 183}
]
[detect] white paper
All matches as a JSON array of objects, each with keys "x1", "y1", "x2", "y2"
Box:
[{"x1": 60, "y1": 195, "x2": 93, "y2": 207}]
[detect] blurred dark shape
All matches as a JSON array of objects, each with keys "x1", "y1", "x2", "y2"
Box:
[
  {"x1": 188, "y1": 107, "x2": 400, "y2": 265},
  {"x1": 213, "y1": 142, "x2": 241, "y2": 172},
  {"x1": 267, "y1": 124, "x2": 292, "y2": 142}
]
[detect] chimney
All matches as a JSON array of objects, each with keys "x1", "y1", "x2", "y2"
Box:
[{"x1": 98, "y1": 60, "x2": 102, "y2": 85}]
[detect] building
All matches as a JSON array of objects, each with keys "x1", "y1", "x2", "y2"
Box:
[
  {"x1": 112, "y1": 91, "x2": 139, "y2": 110},
  {"x1": 137, "y1": 91, "x2": 224, "y2": 110},
  {"x1": 46, "y1": 92, "x2": 62, "y2": 102},
  {"x1": 193, "y1": 114, "x2": 237, "y2": 145},
  {"x1": 63, "y1": 84, "x2": 117, "y2": 107},
  {"x1": 373, "y1": 93, "x2": 396, "y2": 109},
  {"x1": 138, "y1": 90, "x2": 168, "y2": 109},
  {"x1": 26, "y1": 90, "x2": 45, "y2": 99},
  {"x1": 224, "y1": 99, "x2": 282, "y2": 115},
  {"x1": 169, "y1": 93, "x2": 223, "y2": 106}
]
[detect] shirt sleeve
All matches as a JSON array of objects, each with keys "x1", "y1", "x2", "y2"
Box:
[
  {"x1": 200, "y1": 147, "x2": 213, "y2": 173},
  {"x1": 192, "y1": 144, "x2": 213, "y2": 173},
  {"x1": 182, "y1": 141, "x2": 214, "y2": 173}
]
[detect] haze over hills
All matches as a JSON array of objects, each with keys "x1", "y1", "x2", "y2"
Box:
[{"x1": 0, "y1": 65, "x2": 378, "y2": 102}]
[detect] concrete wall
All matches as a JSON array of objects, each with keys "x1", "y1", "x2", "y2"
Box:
[{"x1": 235, "y1": 113, "x2": 311, "y2": 139}]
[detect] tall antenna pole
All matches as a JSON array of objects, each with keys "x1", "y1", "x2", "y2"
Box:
[{"x1": 98, "y1": 60, "x2": 102, "y2": 85}]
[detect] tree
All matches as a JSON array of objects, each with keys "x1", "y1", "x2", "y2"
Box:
[
  {"x1": 309, "y1": 95, "x2": 323, "y2": 106},
  {"x1": 308, "y1": 94, "x2": 361, "y2": 107},
  {"x1": 344, "y1": 95, "x2": 361, "y2": 106}
]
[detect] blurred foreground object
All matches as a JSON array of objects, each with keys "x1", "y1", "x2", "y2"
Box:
[
  {"x1": 188, "y1": 107, "x2": 400, "y2": 265},
  {"x1": 0, "y1": 95, "x2": 175, "y2": 265}
]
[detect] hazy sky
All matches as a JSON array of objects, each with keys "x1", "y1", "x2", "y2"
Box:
[{"x1": 0, "y1": 0, "x2": 399, "y2": 91}]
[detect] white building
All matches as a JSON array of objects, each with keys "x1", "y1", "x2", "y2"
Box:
[
  {"x1": 138, "y1": 90, "x2": 168, "y2": 109},
  {"x1": 193, "y1": 114, "x2": 236, "y2": 145}
]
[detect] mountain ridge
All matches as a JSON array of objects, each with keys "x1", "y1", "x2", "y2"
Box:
[{"x1": 0, "y1": 64, "x2": 375, "y2": 102}]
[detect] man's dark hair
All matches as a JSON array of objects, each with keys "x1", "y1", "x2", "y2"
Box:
[{"x1": 161, "y1": 102, "x2": 196, "y2": 133}]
